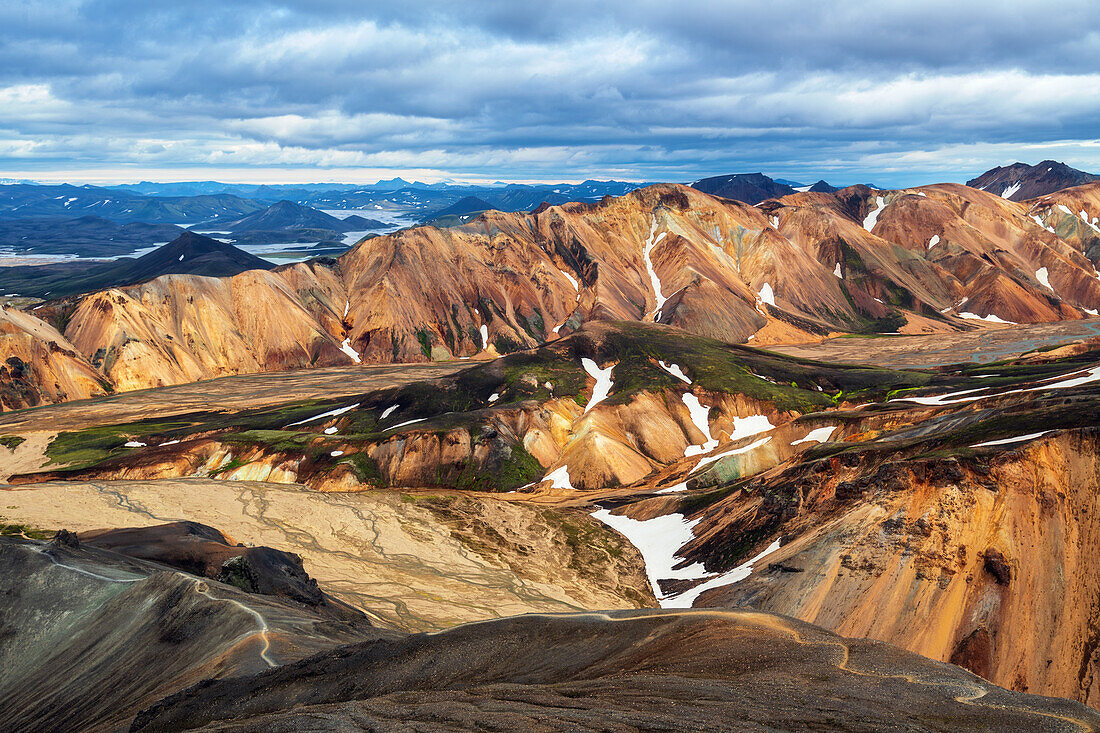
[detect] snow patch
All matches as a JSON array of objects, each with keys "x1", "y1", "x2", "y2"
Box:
[
  {"x1": 124, "y1": 441, "x2": 146, "y2": 448},
  {"x1": 658, "y1": 360, "x2": 691, "y2": 384},
  {"x1": 480, "y1": 324, "x2": 489, "y2": 350},
  {"x1": 959, "y1": 312, "x2": 1015, "y2": 324},
  {"x1": 288, "y1": 403, "x2": 360, "y2": 426},
  {"x1": 1031, "y1": 215, "x2": 1056, "y2": 233},
  {"x1": 1036, "y1": 267, "x2": 1053, "y2": 291},
  {"x1": 862, "y1": 196, "x2": 885, "y2": 231},
  {"x1": 667, "y1": 538, "x2": 783, "y2": 608},
  {"x1": 757, "y1": 282, "x2": 775, "y2": 306},
  {"x1": 693, "y1": 435, "x2": 772, "y2": 474},
  {"x1": 928, "y1": 234, "x2": 940, "y2": 249},
  {"x1": 488, "y1": 392, "x2": 500, "y2": 402},
  {"x1": 682, "y1": 393, "x2": 718, "y2": 457},
  {"x1": 590, "y1": 509, "x2": 707, "y2": 603},
  {"x1": 381, "y1": 404, "x2": 399, "y2": 419},
  {"x1": 560, "y1": 269, "x2": 579, "y2": 292},
  {"x1": 656, "y1": 482, "x2": 688, "y2": 494},
  {"x1": 973, "y1": 431, "x2": 1051, "y2": 448},
  {"x1": 791, "y1": 426, "x2": 837, "y2": 445},
  {"x1": 581, "y1": 358, "x2": 615, "y2": 412},
  {"x1": 642, "y1": 220, "x2": 669, "y2": 318},
  {"x1": 339, "y1": 337, "x2": 361, "y2": 363},
  {"x1": 323, "y1": 427, "x2": 338, "y2": 434},
  {"x1": 542, "y1": 465, "x2": 575, "y2": 490},
  {"x1": 388, "y1": 418, "x2": 427, "y2": 430},
  {"x1": 833, "y1": 262, "x2": 843, "y2": 278},
  {"x1": 1000, "y1": 181, "x2": 1022, "y2": 199},
  {"x1": 731, "y1": 414, "x2": 775, "y2": 441}
]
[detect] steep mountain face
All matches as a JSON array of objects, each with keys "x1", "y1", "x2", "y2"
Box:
[
  {"x1": 51, "y1": 268, "x2": 348, "y2": 392},
  {"x1": 1027, "y1": 183, "x2": 1100, "y2": 266},
  {"x1": 0, "y1": 304, "x2": 109, "y2": 409},
  {"x1": 770, "y1": 182, "x2": 1100, "y2": 326},
  {"x1": 8, "y1": 182, "x2": 1100, "y2": 403},
  {"x1": 690, "y1": 172, "x2": 796, "y2": 203},
  {"x1": 967, "y1": 160, "x2": 1099, "y2": 201},
  {"x1": 0, "y1": 231, "x2": 274, "y2": 299},
  {"x1": 130, "y1": 609, "x2": 1100, "y2": 732},
  {"x1": 704, "y1": 431, "x2": 1100, "y2": 706}
]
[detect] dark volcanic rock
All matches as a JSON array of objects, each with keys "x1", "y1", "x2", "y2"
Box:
[
  {"x1": 0, "y1": 231, "x2": 272, "y2": 299},
  {"x1": 80, "y1": 521, "x2": 335, "y2": 612},
  {"x1": 967, "y1": 160, "x2": 1099, "y2": 201},
  {"x1": 130, "y1": 609, "x2": 1100, "y2": 732},
  {"x1": 690, "y1": 172, "x2": 796, "y2": 203}
]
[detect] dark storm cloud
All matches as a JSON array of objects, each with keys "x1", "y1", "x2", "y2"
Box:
[{"x1": 2, "y1": 0, "x2": 1100, "y2": 184}]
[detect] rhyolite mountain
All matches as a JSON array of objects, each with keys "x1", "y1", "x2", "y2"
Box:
[
  {"x1": 967, "y1": 160, "x2": 1099, "y2": 201},
  {"x1": 0, "y1": 231, "x2": 272, "y2": 301},
  {"x1": 5, "y1": 180, "x2": 1100, "y2": 403},
  {"x1": 690, "y1": 172, "x2": 797, "y2": 203}
]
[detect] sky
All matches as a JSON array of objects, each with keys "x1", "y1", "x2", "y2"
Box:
[{"x1": 2, "y1": 0, "x2": 1100, "y2": 187}]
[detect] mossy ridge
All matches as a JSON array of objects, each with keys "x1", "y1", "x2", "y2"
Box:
[
  {"x1": 0, "y1": 435, "x2": 25, "y2": 450},
  {"x1": 45, "y1": 418, "x2": 198, "y2": 468},
  {"x1": 582, "y1": 322, "x2": 926, "y2": 410},
  {"x1": 448, "y1": 444, "x2": 543, "y2": 492}
]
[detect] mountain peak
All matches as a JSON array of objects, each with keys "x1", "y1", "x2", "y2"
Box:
[
  {"x1": 967, "y1": 160, "x2": 1099, "y2": 200},
  {"x1": 690, "y1": 172, "x2": 796, "y2": 204}
]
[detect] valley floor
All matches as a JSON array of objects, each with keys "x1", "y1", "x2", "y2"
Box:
[{"x1": 0, "y1": 477, "x2": 651, "y2": 631}]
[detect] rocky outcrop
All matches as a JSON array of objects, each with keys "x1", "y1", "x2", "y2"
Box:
[{"x1": 78, "y1": 521, "x2": 356, "y2": 615}]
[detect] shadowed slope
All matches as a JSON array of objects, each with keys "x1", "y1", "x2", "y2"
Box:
[{"x1": 131, "y1": 609, "x2": 1100, "y2": 732}]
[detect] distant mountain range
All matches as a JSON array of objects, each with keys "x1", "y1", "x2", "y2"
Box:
[
  {"x1": 202, "y1": 200, "x2": 382, "y2": 234},
  {"x1": 0, "y1": 184, "x2": 266, "y2": 224},
  {"x1": 0, "y1": 231, "x2": 272, "y2": 299},
  {"x1": 966, "y1": 160, "x2": 1099, "y2": 201},
  {"x1": 0, "y1": 216, "x2": 183, "y2": 257},
  {"x1": 419, "y1": 196, "x2": 494, "y2": 224}
]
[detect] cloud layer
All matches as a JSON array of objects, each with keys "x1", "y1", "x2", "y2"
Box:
[{"x1": 2, "y1": 1, "x2": 1100, "y2": 185}]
